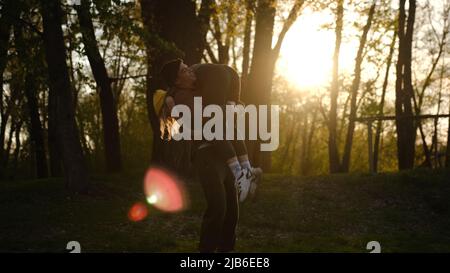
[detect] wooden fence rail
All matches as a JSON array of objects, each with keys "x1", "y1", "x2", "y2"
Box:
[{"x1": 353, "y1": 114, "x2": 450, "y2": 173}]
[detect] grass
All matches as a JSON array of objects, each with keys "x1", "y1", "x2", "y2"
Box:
[{"x1": 1, "y1": 168, "x2": 450, "y2": 252}]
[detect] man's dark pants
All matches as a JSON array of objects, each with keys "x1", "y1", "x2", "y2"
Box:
[{"x1": 193, "y1": 144, "x2": 239, "y2": 253}]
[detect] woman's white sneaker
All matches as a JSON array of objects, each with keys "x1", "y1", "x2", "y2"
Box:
[{"x1": 236, "y1": 168, "x2": 252, "y2": 202}]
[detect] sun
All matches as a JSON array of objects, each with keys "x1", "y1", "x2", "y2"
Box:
[{"x1": 277, "y1": 9, "x2": 357, "y2": 90}]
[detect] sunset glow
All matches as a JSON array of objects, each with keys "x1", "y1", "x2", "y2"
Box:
[{"x1": 277, "y1": 8, "x2": 358, "y2": 89}]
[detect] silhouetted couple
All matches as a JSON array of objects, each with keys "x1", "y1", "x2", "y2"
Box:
[{"x1": 154, "y1": 58, "x2": 262, "y2": 252}]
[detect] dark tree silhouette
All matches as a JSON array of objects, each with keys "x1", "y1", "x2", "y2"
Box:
[
  {"x1": 14, "y1": 23, "x2": 49, "y2": 178},
  {"x1": 341, "y1": 1, "x2": 377, "y2": 172},
  {"x1": 0, "y1": 0, "x2": 20, "y2": 172},
  {"x1": 40, "y1": 0, "x2": 89, "y2": 192},
  {"x1": 373, "y1": 30, "x2": 397, "y2": 172},
  {"x1": 140, "y1": 0, "x2": 213, "y2": 174},
  {"x1": 76, "y1": 0, "x2": 122, "y2": 172},
  {"x1": 395, "y1": 0, "x2": 416, "y2": 170},
  {"x1": 243, "y1": 0, "x2": 304, "y2": 170},
  {"x1": 328, "y1": 0, "x2": 344, "y2": 174}
]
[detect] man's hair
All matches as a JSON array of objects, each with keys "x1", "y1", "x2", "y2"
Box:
[{"x1": 159, "y1": 58, "x2": 182, "y2": 89}]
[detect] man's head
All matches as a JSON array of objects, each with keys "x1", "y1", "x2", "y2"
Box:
[{"x1": 160, "y1": 58, "x2": 196, "y2": 90}]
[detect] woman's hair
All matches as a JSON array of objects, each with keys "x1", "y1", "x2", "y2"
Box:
[
  {"x1": 159, "y1": 97, "x2": 176, "y2": 140},
  {"x1": 158, "y1": 87, "x2": 194, "y2": 141},
  {"x1": 160, "y1": 59, "x2": 182, "y2": 89}
]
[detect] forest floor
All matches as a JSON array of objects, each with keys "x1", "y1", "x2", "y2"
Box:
[{"x1": 1, "y1": 167, "x2": 450, "y2": 252}]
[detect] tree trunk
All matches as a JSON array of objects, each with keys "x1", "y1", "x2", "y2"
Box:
[
  {"x1": 395, "y1": 0, "x2": 416, "y2": 170},
  {"x1": 374, "y1": 30, "x2": 397, "y2": 172},
  {"x1": 14, "y1": 24, "x2": 49, "y2": 179},
  {"x1": 141, "y1": 0, "x2": 213, "y2": 65},
  {"x1": 302, "y1": 109, "x2": 317, "y2": 176},
  {"x1": 76, "y1": 0, "x2": 122, "y2": 172},
  {"x1": 244, "y1": 0, "x2": 276, "y2": 170},
  {"x1": 0, "y1": 112, "x2": 8, "y2": 167},
  {"x1": 24, "y1": 68, "x2": 49, "y2": 178},
  {"x1": 12, "y1": 120, "x2": 22, "y2": 175},
  {"x1": 40, "y1": 0, "x2": 89, "y2": 193},
  {"x1": 432, "y1": 49, "x2": 445, "y2": 168},
  {"x1": 413, "y1": 6, "x2": 448, "y2": 168},
  {"x1": 3, "y1": 119, "x2": 15, "y2": 169},
  {"x1": 446, "y1": 104, "x2": 450, "y2": 167},
  {"x1": 341, "y1": 1, "x2": 376, "y2": 172},
  {"x1": 0, "y1": 0, "x2": 17, "y2": 168},
  {"x1": 241, "y1": 0, "x2": 255, "y2": 88},
  {"x1": 288, "y1": 125, "x2": 300, "y2": 173},
  {"x1": 140, "y1": 0, "x2": 213, "y2": 176},
  {"x1": 47, "y1": 82, "x2": 63, "y2": 177},
  {"x1": 211, "y1": 9, "x2": 230, "y2": 65},
  {"x1": 278, "y1": 111, "x2": 297, "y2": 171},
  {"x1": 244, "y1": 0, "x2": 304, "y2": 171},
  {"x1": 1, "y1": 67, "x2": 22, "y2": 172},
  {"x1": 328, "y1": 0, "x2": 344, "y2": 173},
  {"x1": 298, "y1": 112, "x2": 309, "y2": 175}
]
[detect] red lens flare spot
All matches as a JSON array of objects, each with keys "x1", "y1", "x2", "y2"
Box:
[
  {"x1": 144, "y1": 167, "x2": 188, "y2": 212},
  {"x1": 128, "y1": 202, "x2": 148, "y2": 222}
]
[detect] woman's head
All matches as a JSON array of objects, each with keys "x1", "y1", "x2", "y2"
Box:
[
  {"x1": 160, "y1": 59, "x2": 196, "y2": 90},
  {"x1": 175, "y1": 63, "x2": 196, "y2": 89}
]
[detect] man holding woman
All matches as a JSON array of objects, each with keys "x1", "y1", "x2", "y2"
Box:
[{"x1": 156, "y1": 58, "x2": 261, "y2": 253}]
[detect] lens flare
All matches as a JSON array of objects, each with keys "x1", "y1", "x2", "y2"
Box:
[
  {"x1": 128, "y1": 202, "x2": 148, "y2": 222},
  {"x1": 144, "y1": 167, "x2": 188, "y2": 212},
  {"x1": 147, "y1": 194, "x2": 158, "y2": 204}
]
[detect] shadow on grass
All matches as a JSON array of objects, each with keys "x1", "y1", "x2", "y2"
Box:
[{"x1": 1, "y1": 168, "x2": 450, "y2": 252}]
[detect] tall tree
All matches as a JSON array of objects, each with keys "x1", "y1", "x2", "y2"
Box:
[
  {"x1": 412, "y1": 0, "x2": 449, "y2": 167},
  {"x1": 0, "y1": 0, "x2": 19, "y2": 170},
  {"x1": 373, "y1": 30, "x2": 397, "y2": 172},
  {"x1": 14, "y1": 22, "x2": 49, "y2": 178},
  {"x1": 40, "y1": 0, "x2": 89, "y2": 192},
  {"x1": 241, "y1": 0, "x2": 255, "y2": 87},
  {"x1": 447, "y1": 95, "x2": 450, "y2": 167},
  {"x1": 328, "y1": 0, "x2": 344, "y2": 173},
  {"x1": 1, "y1": 67, "x2": 23, "y2": 173},
  {"x1": 140, "y1": 0, "x2": 213, "y2": 174},
  {"x1": 299, "y1": 106, "x2": 318, "y2": 176},
  {"x1": 244, "y1": 0, "x2": 305, "y2": 170},
  {"x1": 395, "y1": 0, "x2": 416, "y2": 170},
  {"x1": 47, "y1": 69, "x2": 63, "y2": 177},
  {"x1": 208, "y1": 1, "x2": 233, "y2": 64},
  {"x1": 341, "y1": 1, "x2": 377, "y2": 172},
  {"x1": 75, "y1": 0, "x2": 122, "y2": 172}
]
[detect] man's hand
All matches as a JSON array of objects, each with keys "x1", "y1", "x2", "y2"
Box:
[{"x1": 165, "y1": 95, "x2": 175, "y2": 113}]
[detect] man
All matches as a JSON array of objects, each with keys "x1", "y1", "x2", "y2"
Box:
[{"x1": 157, "y1": 59, "x2": 261, "y2": 252}]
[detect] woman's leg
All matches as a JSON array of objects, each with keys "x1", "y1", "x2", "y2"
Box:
[{"x1": 231, "y1": 139, "x2": 251, "y2": 169}]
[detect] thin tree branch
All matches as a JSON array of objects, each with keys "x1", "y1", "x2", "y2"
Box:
[{"x1": 272, "y1": 0, "x2": 305, "y2": 57}]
